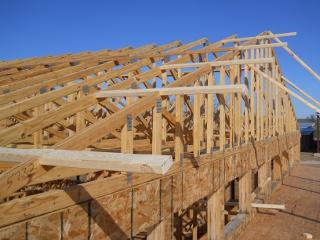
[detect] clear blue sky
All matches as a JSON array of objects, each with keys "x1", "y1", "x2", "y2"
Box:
[{"x1": 1, "y1": 0, "x2": 319, "y2": 118}]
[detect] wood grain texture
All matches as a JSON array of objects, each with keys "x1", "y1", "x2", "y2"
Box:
[
  {"x1": 91, "y1": 189, "x2": 131, "y2": 240},
  {"x1": 172, "y1": 172, "x2": 183, "y2": 213},
  {"x1": 0, "y1": 222, "x2": 25, "y2": 240},
  {"x1": 132, "y1": 180, "x2": 160, "y2": 235},
  {"x1": 182, "y1": 167, "x2": 200, "y2": 209},
  {"x1": 62, "y1": 203, "x2": 88, "y2": 240},
  {"x1": 199, "y1": 162, "x2": 214, "y2": 198},
  {"x1": 225, "y1": 155, "x2": 235, "y2": 184},
  {"x1": 28, "y1": 211, "x2": 61, "y2": 239}
]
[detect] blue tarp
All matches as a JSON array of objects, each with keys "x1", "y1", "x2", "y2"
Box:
[{"x1": 300, "y1": 127, "x2": 314, "y2": 136}]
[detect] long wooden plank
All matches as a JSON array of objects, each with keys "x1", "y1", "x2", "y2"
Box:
[
  {"x1": 251, "y1": 203, "x2": 285, "y2": 210},
  {"x1": 160, "y1": 58, "x2": 274, "y2": 69},
  {"x1": 221, "y1": 32, "x2": 296, "y2": 43},
  {"x1": 96, "y1": 85, "x2": 245, "y2": 98},
  {"x1": 0, "y1": 147, "x2": 173, "y2": 174}
]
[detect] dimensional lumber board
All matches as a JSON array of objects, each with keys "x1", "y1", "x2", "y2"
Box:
[
  {"x1": 96, "y1": 85, "x2": 246, "y2": 98},
  {"x1": 91, "y1": 189, "x2": 131, "y2": 240},
  {"x1": 0, "y1": 147, "x2": 173, "y2": 175}
]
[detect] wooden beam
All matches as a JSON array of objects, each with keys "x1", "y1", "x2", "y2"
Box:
[
  {"x1": 96, "y1": 85, "x2": 246, "y2": 98},
  {"x1": 251, "y1": 203, "x2": 285, "y2": 210},
  {"x1": 0, "y1": 147, "x2": 173, "y2": 174},
  {"x1": 221, "y1": 32, "x2": 296, "y2": 43},
  {"x1": 160, "y1": 58, "x2": 274, "y2": 69}
]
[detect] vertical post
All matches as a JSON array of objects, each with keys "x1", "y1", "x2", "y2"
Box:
[
  {"x1": 33, "y1": 105, "x2": 43, "y2": 149},
  {"x1": 229, "y1": 63, "x2": 235, "y2": 147},
  {"x1": 162, "y1": 70, "x2": 168, "y2": 146},
  {"x1": 175, "y1": 94, "x2": 184, "y2": 162},
  {"x1": 239, "y1": 171, "x2": 251, "y2": 214},
  {"x1": 152, "y1": 99, "x2": 162, "y2": 155},
  {"x1": 274, "y1": 156, "x2": 281, "y2": 181},
  {"x1": 219, "y1": 67, "x2": 226, "y2": 151},
  {"x1": 207, "y1": 71, "x2": 214, "y2": 153},
  {"x1": 76, "y1": 90, "x2": 86, "y2": 132},
  {"x1": 244, "y1": 50, "x2": 249, "y2": 144},
  {"x1": 194, "y1": 93, "x2": 201, "y2": 159},
  {"x1": 250, "y1": 49, "x2": 255, "y2": 141},
  {"x1": 193, "y1": 209, "x2": 198, "y2": 240},
  {"x1": 121, "y1": 82, "x2": 133, "y2": 154},
  {"x1": 207, "y1": 187, "x2": 224, "y2": 240}
]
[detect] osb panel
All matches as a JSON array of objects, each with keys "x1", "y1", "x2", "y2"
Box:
[
  {"x1": 219, "y1": 158, "x2": 225, "y2": 188},
  {"x1": 63, "y1": 203, "x2": 88, "y2": 240},
  {"x1": 172, "y1": 172, "x2": 183, "y2": 213},
  {"x1": 286, "y1": 135, "x2": 293, "y2": 148},
  {"x1": 0, "y1": 222, "x2": 25, "y2": 240},
  {"x1": 91, "y1": 189, "x2": 131, "y2": 240},
  {"x1": 279, "y1": 137, "x2": 287, "y2": 153},
  {"x1": 219, "y1": 188, "x2": 225, "y2": 232},
  {"x1": 249, "y1": 147, "x2": 258, "y2": 169},
  {"x1": 161, "y1": 217, "x2": 172, "y2": 240},
  {"x1": 133, "y1": 180, "x2": 160, "y2": 235},
  {"x1": 225, "y1": 155, "x2": 235, "y2": 184},
  {"x1": 199, "y1": 162, "x2": 214, "y2": 198},
  {"x1": 267, "y1": 140, "x2": 277, "y2": 159},
  {"x1": 235, "y1": 152, "x2": 242, "y2": 179},
  {"x1": 182, "y1": 167, "x2": 200, "y2": 209},
  {"x1": 161, "y1": 176, "x2": 172, "y2": 219},
  {"x1": 161, "y1": 176, "x2": 173, "y2": 239},
  {"x1": 213, "y1": 160, "x2": 220, "y2": 191},
  {"x1": 257, "y1": 145, "x2": 266, "y2": 166},
  {"x1": 240, "y1": 150, "x2": 248, "y2": 176},
  {"x1": 28, "y1": 211, "x2": 61, "y2": 240}
]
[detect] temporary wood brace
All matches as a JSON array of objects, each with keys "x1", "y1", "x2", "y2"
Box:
[
  {"x1": 221, "y1": 32, "x2": 296, "y2": 43},
  {"x1": 251, "y1": 203, "x2": 285, "y2": 210},
  {"x1": 160, "y1": 58, "x2": 274, "y2": 69},
  {"x1": 96, "y1": 84, "x2": 245, "y2": 98},
  {"x1": 0, "y1": 147, "x2": 173, "y2": 174}
]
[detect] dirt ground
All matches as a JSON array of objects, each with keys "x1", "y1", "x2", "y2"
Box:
[{"x1": 237, "y1": 152, "x2": 320, "y2": 240}]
